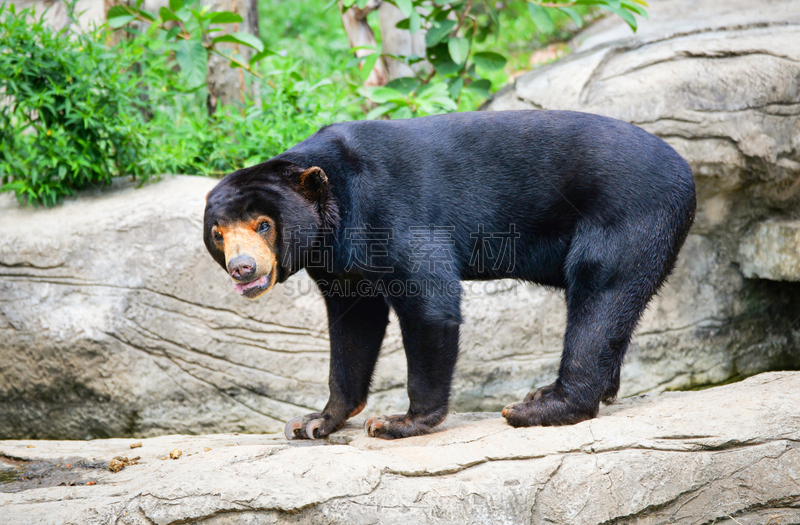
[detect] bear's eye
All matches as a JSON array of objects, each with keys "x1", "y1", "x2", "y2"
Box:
[
  {"x1": 257, "y1": 222, "x2": 271, "y2": 233},
  {"x1": 213, "y1": 231, "x2": 223, "y2": 243}
]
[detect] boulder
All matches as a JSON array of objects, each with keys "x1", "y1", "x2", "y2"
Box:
[
  {"x1": 0, "y1": 176, "x2": 568, "y2": 439},
  {"x1": 486, "y1": 0, "x2": 800, "y2": 383},
  {"x1": 2, "y1": 372, "x2": 799, "y2": 524},
  {"x1": 737, "y1": 220, "x2": 800, "y2": 281}
]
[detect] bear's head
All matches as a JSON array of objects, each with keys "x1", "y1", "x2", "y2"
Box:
[{"x1": 203, "y1": 160, "x2": 335, "y2": 299}]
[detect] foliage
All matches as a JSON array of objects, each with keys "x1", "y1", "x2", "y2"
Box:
[
  {"x1": 143, "y1": 56, "x2": 361, "y2": 176},
  {"x1": 1, "y1": 0, "x2": 649, "y2": 206},
  {"x1": 0, "y1": 1, "x2": 361, "y2": 205},
  {"x1": 0, "y1": 2, "x2": 148, "y2": 206},
  {"x1": 348, "y1": 0, "x2": 648, "y2": 118},
  {"x1": 106, "y1": 0, "x2": 270, "y2": 91},
  {"x1": 256, "y1": 0, "x2": 356, "y2": 82}
]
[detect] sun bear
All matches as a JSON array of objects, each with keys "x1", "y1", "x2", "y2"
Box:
[{"x1": 203, "y1": 110, "x2": 696, "y2": 440}]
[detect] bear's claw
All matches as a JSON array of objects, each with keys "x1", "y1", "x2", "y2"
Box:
[
  {"x1": 364, "y1": 416, "x2": 384, "y2": 436},
  {"x1": 305, "y1": 418, "x2": 324, "y2": 440},
  {"x1": 284, "y1": 417, "x2": 307, "y2": 440},
  {"x1": 284, "y1": 413, "x2": 326, "y2": 440}
]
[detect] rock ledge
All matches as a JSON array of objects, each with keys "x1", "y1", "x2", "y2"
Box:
[{"x1": 2, "y1": 372, "x2": 799, "y2": 525}]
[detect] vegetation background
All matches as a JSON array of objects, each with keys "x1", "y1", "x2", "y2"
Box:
[{"x1": 0, "y1": 0, "x2": 644, "y2": 206}]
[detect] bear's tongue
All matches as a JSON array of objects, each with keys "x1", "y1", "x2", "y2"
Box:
[{"x1": 233, "y1": 275, "x2": 268, "y2": 294}]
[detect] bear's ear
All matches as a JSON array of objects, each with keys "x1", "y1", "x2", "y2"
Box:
[{"x1": 297, "y1": 166, "x2": 328, "y2": 204}]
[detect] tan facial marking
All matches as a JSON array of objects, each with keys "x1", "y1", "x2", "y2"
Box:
[{"x1": 214, "y1": 217, "x2": 278, "y2": 297}]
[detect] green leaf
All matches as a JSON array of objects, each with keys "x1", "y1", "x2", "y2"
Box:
[
  {"x1": 168, "y1": 0, "x2": 183, "y2": 12},
  {"x1": 621, "y1": 0, "x2": 648, "y2": 18},
  {"x1": 175, "y1": 38, "x2": 208, "y2": 88},
  {"x1": 431, "y1": 55, "x2": 461, "y2": 76},
  {"x1": 350, "y1": 44, "x2": 379, "y2": 53},
  {"x1": 409, "y1": 10, "x2": 421, "y2": 34},
  {"x1": 166, "y1": 25, "x2": 182, "y2": 39},
  {"x1": 346, "y1": 55, "x2": 363, "y2": 68},
  {"x1": 472, "y1": 51, "x2": 506, "y2": 71},
  {"x1": 463, "y1": 78, "x2": 491, "y2": 99},
  {"x1": 488, "y1": 2, "x2": 500, "y2": 26},
  {"x1": 107, "y1": 5, "x2": 132, "y2": 19},
  {"x1": 385, "y1": 76, "x2": 419, "y2": 95},
  {"x1": 359, "y1": 53, "x2": 379, "y2": 81},
  {"x1": 342, "y1": 0, "x2": 356, "y2": 7},
  {"x1": 447, "y1": 36, "x2": 469, "y2": 65},
  {"x1": 138, "y1": 8, "x2": 156, "y2": 21},
  {"x1": 575, "y1": 0, "x2": 620, "y2": 6},
  {"x1": 394, "y1": 0, "x2": 413, "y2": 17},
  {"x1": 392, "y1": 106, "x2": 413, "y2": 119},
  {"x1": 249, "y1": 48, "x2": 274, "y2": 65},
  {"x1": 395, "y1": 18, "x2": 410, "y2": 29},
  {"x1": 448, "y1": 77, "x2": 463, "y2": 99},
  {"x1": 171, "y1": 6, "x2": 191, "y2": 21},
  {"x1": 527, "y1": 3, "x2": 554, "y2": 35},
  {"x1": 207, "y1": 11, "x2": 243, "y2": 24},
  {"x1": 426, "y1": 19, "x2": 456, "y2": 47},
  {"x1": 366, "y1": 104, "x2": 394, "y2": 120},
  {"x1": 427, "y1": 95, "x2": 457, "y2": 111},
  {"x1": 557, "y1": 6, "x2": 584, "y2": 27},
  {"x1": 416, "y1": 81, "x2": 447, "y2": 98},
  {"x1": 602, "y1": 4, "x2": 637, "y2": 30},
  {"x1": 365, "y1": 86, "x2": 406, "y2": 104},
  {"x1": 159, "y1": 6, "x2": 181, "y2": 21},
  {"x1": 356, "y1": 0, "x2": 369, "y2": 7},
  {"x1": 212, "y1": 32, "x2": 264, "y2": 52},
  {"x1": 107, "y1": 5, "x2": 135, "y2": 27},
  {"x1": 108, "y1": 13, "x2": 135, "y2": 27}
]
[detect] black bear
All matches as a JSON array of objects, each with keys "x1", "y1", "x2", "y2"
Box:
[{"x1": 203, "y1": 110, "x2": 696, "y2": 440}]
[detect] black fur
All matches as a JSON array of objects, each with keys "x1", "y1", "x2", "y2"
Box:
[{"x1": 204, "y1": 110, "x2": 696, "y2": 439}]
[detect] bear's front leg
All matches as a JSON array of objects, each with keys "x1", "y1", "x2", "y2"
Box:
[
  {"x1": 285, "y1": 291, "x2": 389, "y2": 440},
  {"x1": 365, "y1": 286, "x2": 461, "y2": 439}
]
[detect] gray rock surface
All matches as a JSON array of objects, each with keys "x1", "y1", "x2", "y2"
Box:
[
  {"x1": 0, "y1": 176, "x2": 565, "y2": 439},
  {"x1": 737, "y1": 220, "x2": 800, "y2": 281},
  {"x1": 2, "y1": 0, "x2": 800, "y2": 440},
  {"x1": 10, "y1": 0, "x2": 104, "y2": 32},
  {"x1": 485, "y1": 0, "x2": 800, "y2": 380},
  {"x1": 2, "y1": 372, "x2": 799, "y2": 524}
]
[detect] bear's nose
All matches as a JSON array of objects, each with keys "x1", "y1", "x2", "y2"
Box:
[{"x1": 228, "y1": 255, "x2": 257, "y2": 282}]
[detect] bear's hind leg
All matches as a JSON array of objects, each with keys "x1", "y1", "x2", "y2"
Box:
[
  {"x1": 502, "y1": 282, "x2": 645, "y2": 426},
  {"x1": 503, "y1": 225, "x2": 664, "y2": 428}
]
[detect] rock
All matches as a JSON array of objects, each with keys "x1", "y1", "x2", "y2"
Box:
[
  {"x1": 737, "y1": 220, "x2": 800, "y2": 281},
  {"x1": 9, "y1": 0, "x2": 104, "y2": 32},
  {"x1": 0, "y1": 176, "x2": 562, "y2": 438},
  {"x1": 485, "y1": 0, "x2": 800, "y2": 390},
  {"x1": 2, "y1": 372, "x2": 799, "y2": 524}
]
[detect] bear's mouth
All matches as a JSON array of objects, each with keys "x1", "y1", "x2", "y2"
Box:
[{"x1": 232, "y1": 274, "x2": 269, "y2": 298}]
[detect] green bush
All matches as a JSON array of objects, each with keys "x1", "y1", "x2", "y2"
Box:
[
  {"x1": 0, "y1": 1, "x2": 363, "y2": 206},
  {"x1": 0, "y1": 0, "x2": 644, "y2": 207},
  {"x1": 142, "y1": 55, "x2": 362, "y2": 176},
  {"x1": 0, "y1": 3, "x2": 149, "y2": 206}
]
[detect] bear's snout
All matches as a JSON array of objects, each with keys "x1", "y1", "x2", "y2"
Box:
[{"x1": 228, "y1": 254, "x2": 257, "y2": 282}]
